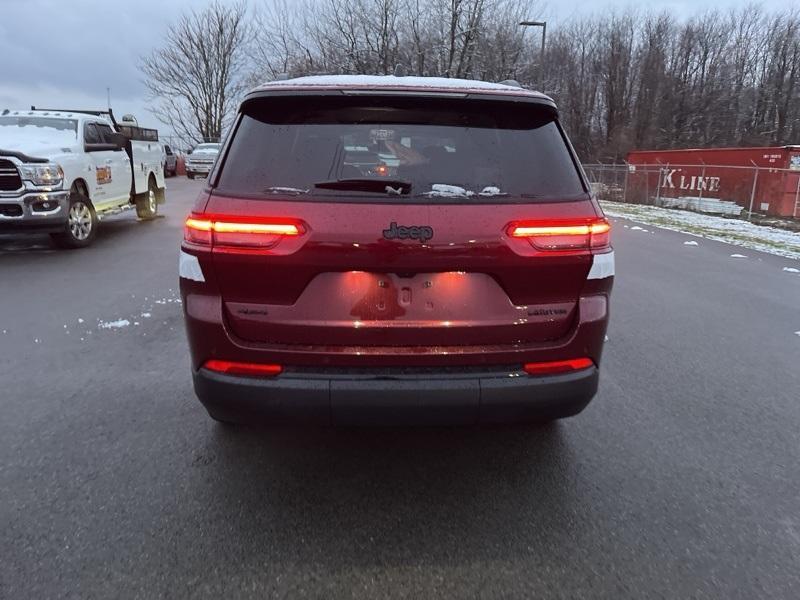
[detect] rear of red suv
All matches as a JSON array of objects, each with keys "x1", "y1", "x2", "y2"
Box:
[{"x1": 179, "y1": 75, "x2": 613, "y2": 425}]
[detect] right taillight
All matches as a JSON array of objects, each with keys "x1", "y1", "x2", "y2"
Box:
[
  {"x1": 523, "y1": 358, "x2": 594, "y2": 376},
  {"x1": 184, "y1": 215, "x2": 306, "y2": 248},
  {"x1": 507, "y1": 219, "x2": 610, "y2": 251}
]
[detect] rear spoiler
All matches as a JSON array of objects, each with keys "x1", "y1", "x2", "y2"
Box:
[{"x1": 242, "y1": 89, "x2": 558, "y2": 113}]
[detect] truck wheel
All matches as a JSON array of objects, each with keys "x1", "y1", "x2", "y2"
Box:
[
  {"x1": 135, "y1": 178, "x2": 159, "y2": 220},
  {"x1": 187, "y1": 171, "x2": 195, "y2": 180},
  {"x1": 51, "y1": 193, "x2": 97, "y2": 249}
]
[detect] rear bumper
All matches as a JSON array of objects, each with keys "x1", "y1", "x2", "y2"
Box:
[
  {"x1": 185, "y1": 164, "x2": 213, "y2": 175},
  {"x1": 193, "y1": 365, "x2": 598, "y2": 425}
]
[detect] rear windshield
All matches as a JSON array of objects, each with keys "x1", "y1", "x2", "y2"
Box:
[{"x1": 214, "y1": 96, "x2": 586, "y2": 203}]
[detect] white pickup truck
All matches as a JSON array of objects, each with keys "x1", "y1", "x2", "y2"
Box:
[{"x1": 0, "y1": 108, "x2": 165, "y2": 248}]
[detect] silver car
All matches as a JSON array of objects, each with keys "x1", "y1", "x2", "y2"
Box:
[{"x1": 185, "y1": 143, "x2": 220, "y2": 179}]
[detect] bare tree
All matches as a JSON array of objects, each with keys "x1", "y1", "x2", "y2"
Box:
[
  {"x1": 248, "y1": 0, "x2": 301, "y2": 82},
  {"x1": 242, "y1": 1, "x2": 800, "y2": 160},
  {"x1": 140, "y1": 1, "x2": 250, "y2": 144}
]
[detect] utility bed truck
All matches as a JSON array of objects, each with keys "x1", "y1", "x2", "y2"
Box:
[{"x1": 0, "y1": 108, "x2": 166, "y2": 248}]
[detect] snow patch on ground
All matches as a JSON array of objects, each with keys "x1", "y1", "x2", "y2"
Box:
[
  {"x1": 601, "y1": 201, "x2": 800, "y2": 260},
  {"x1": 684, "y1": 241, "x2": 699, "y2": 246},
  {"x1": 783, "y1": 267, "x2": 800, "y2": 273},
  {"x1": 98, "y1": 319, "x2": 130, "y2": 329},
  {"x1": 730, "y1": 254, "x2": 748, "y2": 259},
  {"x1": 42, "y1": 289, "x2": 185, "y2": 344}
]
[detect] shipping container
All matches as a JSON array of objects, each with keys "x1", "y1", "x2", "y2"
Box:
[{"x1": 625, "y1": 146, "x2": 800, "y2": 218}]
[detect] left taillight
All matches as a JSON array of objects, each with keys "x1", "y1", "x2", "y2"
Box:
[
  {"x1": 184, "y1": 215, "x2": 305, "y2": 248},
  {"x1": 184, "y1": 217, "x2": 214, "y2": 245},
  {"x1": 507, "y1": 219, "x2": 610, "y2": 251}
]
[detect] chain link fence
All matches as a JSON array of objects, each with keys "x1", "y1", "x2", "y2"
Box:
[{"x1": 583, "y1": 163, "x2": 800, "y2": 220}]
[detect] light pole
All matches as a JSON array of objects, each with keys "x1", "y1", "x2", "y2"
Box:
[{"x1": 519, "y1": 20, "x2": 547, "y2": 91}]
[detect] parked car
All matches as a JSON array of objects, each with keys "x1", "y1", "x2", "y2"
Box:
[
  {"x1": 162, "y1": 143, "x2": 177, "y2": 177},
  {"x1": 185, "y1": 143, "x2": 220, "y2": 179},
  {"x1": 179, "y1": 75, "x2": 613, "y2": 425},
  {"x1": 0, "y1": 108, "x2": 165, "y2": 248}
]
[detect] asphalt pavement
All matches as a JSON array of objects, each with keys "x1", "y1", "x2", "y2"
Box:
[{"x1": 1, "y1": 177, "x2": 799, "y2": 599}]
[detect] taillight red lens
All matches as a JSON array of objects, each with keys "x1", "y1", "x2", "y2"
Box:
[
  {"x1": 203, "y1": 359, "x2": 283, "y2": 377},
  {"x1": 523, "y1": 358, "x2": 594, "y2": 376},
  {"x1": 508, "y1": 219, "x2": 610, "y2": 250},
  {"x1": 184, "y1": 217, "x2": 213, "y2": 245},
  {"x1": 184, "y1": 215, "x2": 305, "y2": 248}
]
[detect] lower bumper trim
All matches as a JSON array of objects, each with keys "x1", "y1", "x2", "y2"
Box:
[{"x1": 192, "y1": 366, "x2": 598, "y2": 425}]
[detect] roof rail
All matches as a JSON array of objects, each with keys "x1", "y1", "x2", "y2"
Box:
[{"x1": 30, "y1": 106, "x2": 118, "y2": 127}]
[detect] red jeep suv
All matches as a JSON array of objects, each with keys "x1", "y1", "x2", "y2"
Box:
[{"x1": 179, "y1": 75, "x2": 613, "y2": 425}]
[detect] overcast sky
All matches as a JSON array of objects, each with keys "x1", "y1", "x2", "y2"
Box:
[{"x1": 0, "y1": 0, "x2": 774, "y2": 141}]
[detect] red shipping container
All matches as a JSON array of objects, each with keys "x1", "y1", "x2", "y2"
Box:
[{"x1": 625, "y1": 146, "x2": 800, "y2": 218}]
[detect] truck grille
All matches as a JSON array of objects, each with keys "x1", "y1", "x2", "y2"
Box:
[{"x1": 0, "y1": 159, "x2": 23, "y2": 192}]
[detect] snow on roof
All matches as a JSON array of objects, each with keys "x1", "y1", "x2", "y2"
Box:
[
  {"x1": 255, "y1": 74, "x2": 548, "y2": 99},
  {"x1": 3, "y1": 110, "x2": 79, "y2": 119}
]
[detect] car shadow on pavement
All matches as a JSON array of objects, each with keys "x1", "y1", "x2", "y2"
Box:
[
  {"x1": 187, "y1": 422, "x2": 583, "y2": 572},
  {"x1": 0, "y1": 214, "x2": 164, "y2": 255},
  {"x1": 0, "y1": 235, "x2": 56, "y2": 253}
]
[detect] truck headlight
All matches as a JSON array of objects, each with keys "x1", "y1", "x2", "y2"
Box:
[{"x1": 19, "y1": 163, "x2": 64, "y2": 187}]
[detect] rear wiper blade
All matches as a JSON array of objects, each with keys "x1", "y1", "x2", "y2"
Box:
[{"x1": 314, "y1": 178, "x2": 411, "y2": 195}]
